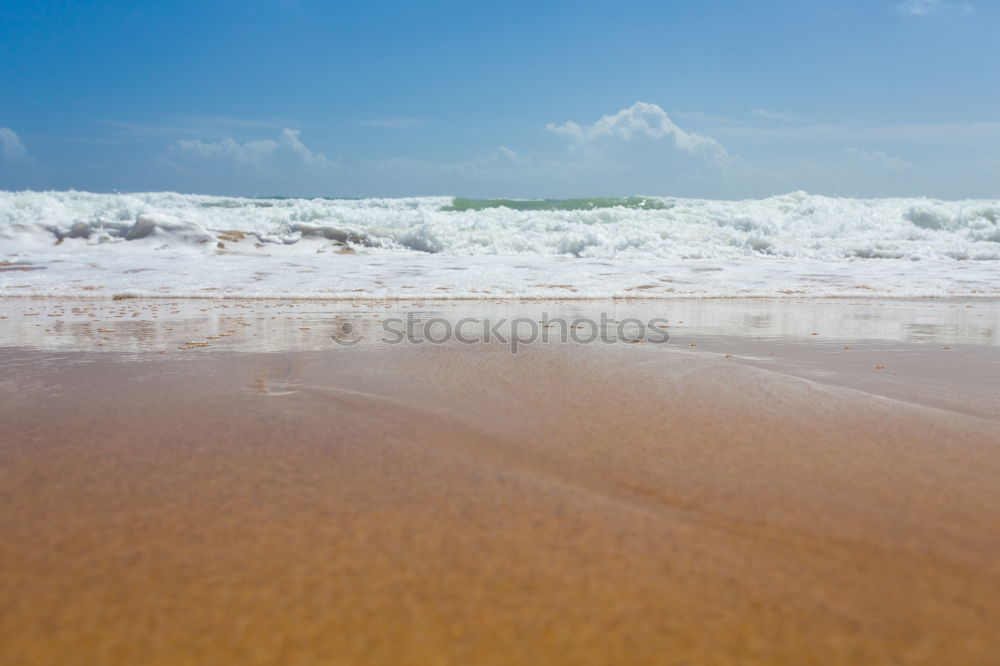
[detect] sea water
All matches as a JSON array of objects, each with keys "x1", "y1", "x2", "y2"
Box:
[{"x1": 1, "y1": 190, "x2": 998, "y2": 298}]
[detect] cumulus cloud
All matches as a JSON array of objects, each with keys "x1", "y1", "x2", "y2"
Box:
[
  {"x1": 156, "y1": 128, "x2": 341, "y2": 196},
  {"x1": 0, "y1": 127, "x2": 27, "y2": 161},
  {"x1": 546, "y1": 102, "x2": 730, "y2": 163},
  {"x1": 897, "y1": 0, "x2": 972, "y2": 16},
  {"x1": 170, "y1": 128, "x2": 334, "y2": 169}
]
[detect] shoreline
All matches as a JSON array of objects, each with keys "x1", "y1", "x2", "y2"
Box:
[{"x1": 4, "y1": 293, "x2": 1000, "y2": 301}]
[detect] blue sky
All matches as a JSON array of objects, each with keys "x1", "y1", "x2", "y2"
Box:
[{"x1": 1, "y1": 0, "x2": 999, "y2": 199}]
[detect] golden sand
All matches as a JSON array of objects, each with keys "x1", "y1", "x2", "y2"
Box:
[{"x1": 1, "y1": 342, "x2": 999, "y2": 665}]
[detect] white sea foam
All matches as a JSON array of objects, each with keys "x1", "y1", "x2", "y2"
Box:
[{"x1": 1, "y1": 190, "x2": 999, "y2": 298}]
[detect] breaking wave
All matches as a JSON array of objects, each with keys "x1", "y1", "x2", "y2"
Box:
[
  {"x1": 2, "y1": 190, "x2": 999, "y2": 299},
  {"x1": 2, "y1": 190, "x2": 999, "y2": 261}
]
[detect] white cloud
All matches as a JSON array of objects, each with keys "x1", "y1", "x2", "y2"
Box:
[
  {"x1": 546, "y1": 102, "x2": 730, "y2": 163},
  {"x1": 897, "y1": 0, "x2": 972, "y2": 16},
  {"x1": 358, "y1": 117, "x2": 426, "y2": 129},
  {"x1": 844, "y1": 148, "x2": 912, "y2": 170},
  {"x1": 0, "y1": 127, "x2": 27, "y2": 161},
  {"x1": 158, "y1": 128, "x2": 340, "y2": 195},
  {"x1": 171, "y1": 128, "x2": 333, "y2": 169},
  {"x1": 750, "y1": 108, "x2": 799, "y2": 122}
]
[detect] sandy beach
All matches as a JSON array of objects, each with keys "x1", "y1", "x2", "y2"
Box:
[{"x1": 1, "y1": 299, "x2": 999, "y2": 665}]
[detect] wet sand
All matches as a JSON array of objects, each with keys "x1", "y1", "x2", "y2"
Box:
[{"x1": 2, "y1": 300, "x2": 1000, "y2": 665}]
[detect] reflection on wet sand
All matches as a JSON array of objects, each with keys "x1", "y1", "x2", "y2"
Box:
[{"x1": 0, "y1": 298, "x2": 997, "y2": 353}]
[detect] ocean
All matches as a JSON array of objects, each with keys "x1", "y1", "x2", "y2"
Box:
[{"x1": 2, "y1": 190, "x2": 999, "y2": 299}]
